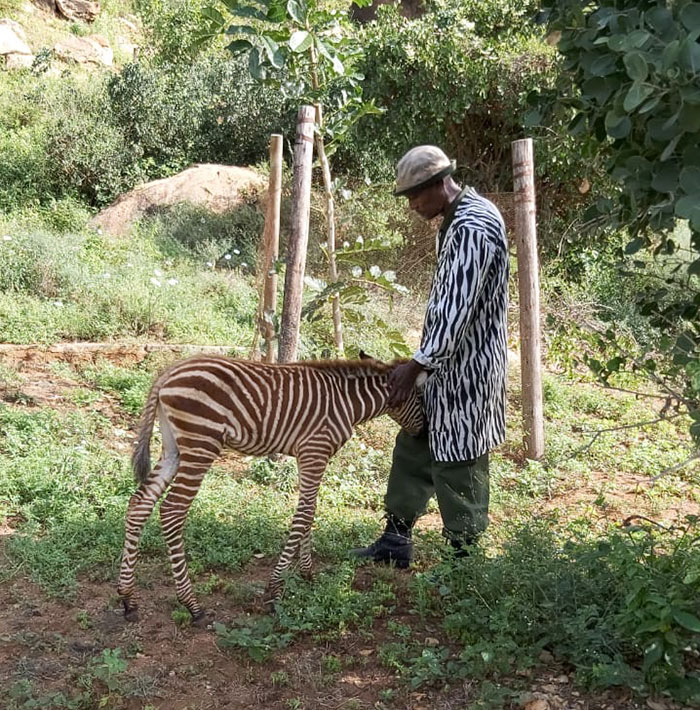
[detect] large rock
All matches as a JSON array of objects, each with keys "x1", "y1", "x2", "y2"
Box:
[
  {"x1": 0, "y1": 19, "x2": 31, "y2": 55},
  {"x1": 54, "y1": 33, "x2": 112, "y2": 66},
  {"x1": 90, "y1": 164, "x2": 266, "y2": 237},
  {"x1": 32, "y1": 0, "x2": 99, "y2": 21},
  {"x1": 56, "y1": 0, "x2": 99, "y2": 21},
  {"x1": 5, "y1": 52, "x2": 34, "y2": 68}
]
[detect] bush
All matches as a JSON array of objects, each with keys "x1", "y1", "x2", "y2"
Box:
[
  {"x1": 413, "y1": 517, "x2": 700, "y2": 702},
  {"x1": 340, "y1": 0, "x2": 552, "y2": 189},
  {"x1": 108, "y1": 56, "x2": 292, "y2": 174}
]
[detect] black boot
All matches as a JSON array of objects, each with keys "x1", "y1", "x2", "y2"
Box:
[
  {"x1": 445, "y1": 530, "x2": 478, "y2": 559},
  {"x1": 349, "y1": 515, "x2": 413, "y2": 568}
]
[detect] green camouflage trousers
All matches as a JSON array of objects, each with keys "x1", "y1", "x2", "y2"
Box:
[{"x1": 384, "y1": 429, "x2": 489, "y2": 542}]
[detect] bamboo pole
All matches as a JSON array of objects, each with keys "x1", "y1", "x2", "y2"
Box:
[
  {"x1": 512, "y1": 138, "x2": 545, "y2": 460},
  {"x1": 278, "y1": 105, "x2": 315, "y2": 364},
  {"x1": 260, "y1": 134, "x2": 283, "y2": 363}
]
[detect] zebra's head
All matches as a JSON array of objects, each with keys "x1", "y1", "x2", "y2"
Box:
[
  {"x1": 388, "y1": 382, "x2": 425, "y2": 436},
  {"x1": 358, "y1": 351, "x2": 425, "y2": 436}
]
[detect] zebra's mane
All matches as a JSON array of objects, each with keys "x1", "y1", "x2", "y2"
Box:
[{"x1": 301, "y1": 358, "x2": 406, "y2": 377}]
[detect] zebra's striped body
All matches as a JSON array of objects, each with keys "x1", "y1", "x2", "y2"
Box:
[{"x1": 117, "y1": 355, "x2": 423, "y2": 622}]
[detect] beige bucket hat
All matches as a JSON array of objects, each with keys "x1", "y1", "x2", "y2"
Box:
[{"x1": 394, "y1": 145, "x2": 456, "y2": 196}]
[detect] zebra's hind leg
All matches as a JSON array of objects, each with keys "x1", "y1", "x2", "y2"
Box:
[
  {"x1": 118, "y1": 452, "x2": 179, "y2": 620},
  {"x1": 159, "y1": 453, "x2": 218, "y2": 625},
  {"x1": 299, "y1": 533, "x2": 313, "y2": 581},
  {"x1": 264, "y1": 451, "x2": 327, "y2": 605}
]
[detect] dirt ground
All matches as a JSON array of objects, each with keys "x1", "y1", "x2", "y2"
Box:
[{"x1": 0, "y1": 347, "x2": 694, "y2": 710}]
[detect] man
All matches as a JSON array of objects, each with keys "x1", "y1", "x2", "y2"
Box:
[{"x1": 351, "y1": 145, "x2": 509, "y2": 565}]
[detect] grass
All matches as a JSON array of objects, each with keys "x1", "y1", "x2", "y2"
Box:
[
  {"x1": 1, "y1": 347, "x2": 699, "y2": 705},
  {"x1": 0, "y1": 203, "x2": 698, "y2": 708}
]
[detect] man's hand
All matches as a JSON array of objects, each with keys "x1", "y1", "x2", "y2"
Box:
[{"x1": 388, "y1": 359, "x2": 425, "y2": 408}]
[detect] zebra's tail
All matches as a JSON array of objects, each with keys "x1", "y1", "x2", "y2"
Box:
[{"x1": 132, "y1": 373, "x2": 166, "y2": 485}]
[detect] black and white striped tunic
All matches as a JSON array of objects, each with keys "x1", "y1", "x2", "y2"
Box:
[{"x1": 413, "y1": 187, "x2": 509, "y2": 462}]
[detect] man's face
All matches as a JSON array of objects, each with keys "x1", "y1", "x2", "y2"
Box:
[{"x1": 406, "y1": 182, "x2": 445, "y2": 220}]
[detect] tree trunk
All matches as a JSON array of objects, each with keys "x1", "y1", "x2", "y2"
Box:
[{"x1": 278, "y1": 105, "x2": 315, "y2": 364}]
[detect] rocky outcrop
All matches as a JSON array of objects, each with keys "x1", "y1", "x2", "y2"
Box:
[
  {"x1": 33, "y1": 0, "x2": 99, "y2": 22},
  {"x1": 0, "y1": 19, "x2": 34, "y2": 69},
  {"x1": 54, "y1": 33, "x2": 112, "y2": 66},
  {"x1": 90, "y1": 164, "x2": 266, "y2": 237}
]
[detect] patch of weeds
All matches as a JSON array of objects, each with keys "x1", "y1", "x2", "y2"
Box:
[
  {"x1": 79, "y1": 361, "x2": 152, "y2": 415},
  {"x1": 171, "y1": 606, "x2": 191, "y2": 627},
  {"x1": 321, "y1": 654, "x2": 342, "y2": 674},
  {"x1": 7, "y1": 648, "x2": 130, "y2": 709},
  {"x1": 411, "y1": 515, "x2": 700, "y2": 703},
  {"x1": 76, "y1": 610, "x2": 93, "y2": 630},
  {"x1": 276, "y1": 562, "x2": 395, "y2": 636},
  {"x1": 67, "y1": 387, "x2": 101, "y2": 407},
  {"x1": 215, "y1": 615, "x2": 293, "y2": 662},
  {"x1": 285, "y1": 699, "x2": 303, "y2": 710},
  {"x1": 270, "y1": 670, "x2": 289, "y2": 687},
  {"x1": 247, "y1": 456, "x2": 298, "y2": 494}
]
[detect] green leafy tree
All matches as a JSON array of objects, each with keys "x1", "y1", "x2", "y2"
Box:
[
  {"x1": 201, "y1": 0, "x2": 381, "y2": 356},
  {"x1": 542, "y1": 0, "x2": 700, "y2": 450}
]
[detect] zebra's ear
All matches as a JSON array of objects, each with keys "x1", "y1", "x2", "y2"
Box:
[{"x1": 358, "y1": 350, "x2": 373, "y2": 360}]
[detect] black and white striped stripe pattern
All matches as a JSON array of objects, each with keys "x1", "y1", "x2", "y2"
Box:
[
  {"x1": 117, "y1": 355, "x2": 423, "y2": 621},
  {"x1": 414, "y1": 188, "x2": 509, "y2": 462}
]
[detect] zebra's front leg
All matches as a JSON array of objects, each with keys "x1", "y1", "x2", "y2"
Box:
[
  {"x1": 264, "y1": 453, "x2": 327, "y2": 605},
  {"x1": 118, "y1": 456, "x2": 178, "y2": 620}
]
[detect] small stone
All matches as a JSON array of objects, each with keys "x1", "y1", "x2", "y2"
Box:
[
  {"x1": 523, "y1": 700, "x2": 550, "y2": 710},
  {"x1": 555, "y1": 674, "x2": 569, "y2": 684},
  {"x1": 647, "y1": 700, "x2": 667, "y2": 710},
  {"x1": 538, "y1": 650, "x2": 554, "y2": 663},
  {"x1": 424, "y1": 637, "x2": 440, "y2": 647},
  {"x1": 168, "y1": 670, "x2": 175, "y2": 677},
  {"x1": 359, "y1": 649, "x2": 373, "y2": 656}
]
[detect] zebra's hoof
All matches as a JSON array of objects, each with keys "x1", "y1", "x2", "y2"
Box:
[
  {"x1": 191, "y1": 610, "x2": 208, "y2": 628},
  {"x1": 262, "y1": 587, "x2": 282, "y2": 609},
  {"x1": 300, "y1": 568, "x2": 313, "y2": 581},
  {"x1": 123, "y1": 601, "x2": 139, "y2": 623}
]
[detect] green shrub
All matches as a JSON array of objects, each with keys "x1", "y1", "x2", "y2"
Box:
[
  {"x1": 108, "y1": 57, "x2": 292, "y2": 173},
  {"x1": 413, "y1": 517, "x2": 700, "y2": 701}
]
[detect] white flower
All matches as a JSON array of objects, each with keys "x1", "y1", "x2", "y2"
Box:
[
  {"x1": 103, "y1": 272, "x2": 110, "y2": 279},
  {"x1": 320, "y1": 242, "x2": 328, "y2": 249},
  {"x1": 97, "y1": 228, "x2": 103, "y2": 235},
  {"x1": 341, "y1": 189, "x2": 352, "y2": 200},
  {"x1": 167, "y1": 278, "x2": 178, "y2": 286},
  {"x1": 342, "y1": 241, "x2": 350, "y2": 249},
  {"x1": 224, "y1": 254, "x2": 232, "y2": 260},
  {"x1": 233, "y1": 249, "x2": 241, "y2": 255},
  {"x1": 200, "y1": 217, "x2": 206, "y2": 224},
  {"x1": 351, "y1": 266, "x2": 362, "y2": 278},
  {"x1": 153, "y1": 269, "x2": 163, "y2": 277},
  {"x1": 304, "y1": 276, "x2": 326, "y2": 291},
  {"x1": 150, "y1": 277, "x2": 161, "y2": 287},
  {"x1": 369, "y1": 265, "x2": 381, "y2": 278},
  {"x1": 364, "y1": 176, "x2": 372, "y2": 185},
  {"x1": 395, "y1": 284, "x2": 409, "y2": 295},
  {"x1": 384, "y1": 270, "x2": 396, "y2": 282},
  {"x1": 127, "y1": 262, "x2": 133, "y2": 268},
  {"x1": 206, "y1": 261, "x2": 214, "y2": 268},
  {"x1": 241, "y1": 262, "x2": 248, "y2": 268},
  {"x1": 53, "y1": 300, "x2": 63, "y2": 307},
  {"x1": 3, "y1": 235, "x2": 11, "y2": 241},
  {"x1": 356, "y1": 236, "x2": 364, "y2": 244}
]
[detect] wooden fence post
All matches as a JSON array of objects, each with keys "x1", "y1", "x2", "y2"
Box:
[
  {"x1": 260, "y1": 134, "x2": 283, "y2": 363},
  {"x1": 512, "y1": 138, "x2": 545, "y2": 460},
  {"x1": 278, "y1": 105, "x2": 315, "y2": 363}
]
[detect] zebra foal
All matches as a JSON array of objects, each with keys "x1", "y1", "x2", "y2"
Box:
[{"x1": 117, "y1": 353, "x2": 424, "y2": 623}]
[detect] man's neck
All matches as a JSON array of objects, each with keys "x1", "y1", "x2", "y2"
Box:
[{"x1": 441, "y1": 180, "x2": 463, "y2": 217}]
